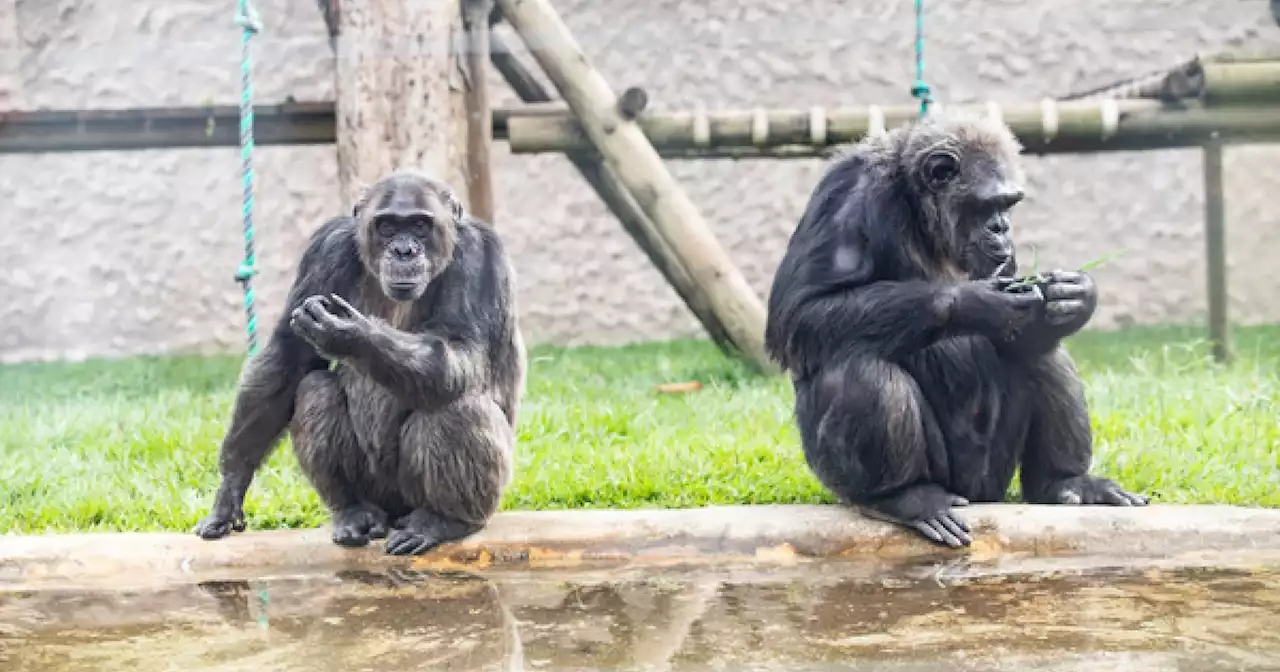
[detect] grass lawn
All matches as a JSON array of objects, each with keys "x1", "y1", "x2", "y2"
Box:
[{"x1": 2, "y1": 325, "x2": 1279, "y2": 535}]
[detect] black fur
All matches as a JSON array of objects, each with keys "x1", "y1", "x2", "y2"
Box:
[
  {"x1": 764, "y1": 112, "x2": 1148, "y2": 548},
  {"x1": 195, "y1": 171, "x2": 526, "y2": 555}
]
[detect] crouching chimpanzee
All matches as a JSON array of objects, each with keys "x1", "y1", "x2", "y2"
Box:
[
  {"x1": 764, "y1": 112, "x2": 1148, "y2": 548},
  {"x1": 195, "y1": 171, "x2": 526, "y2": 556}
]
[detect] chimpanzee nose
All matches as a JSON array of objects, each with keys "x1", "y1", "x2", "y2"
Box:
[
  {"x1": 390, "y1": 239, "x2": 417, "y2": 259},
  {"x1": 994, "y1": 186, "x2": 1024, "y2": 209},
  {"x1": 986, "y1": 214, "x2": 1011, "y2": 235}
]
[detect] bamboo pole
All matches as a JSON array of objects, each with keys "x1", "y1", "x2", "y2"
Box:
[
  {"x1": 506, "y1": 100, "x2": 1280, "y2": 157},
  {"x1": 1203, "y1": 141, "x2": 1232, "y2": 364},
  {"x1": 462, "y1": 0, "x2": 497, "y2": 223},
  {"x1": 487, "y1": 31, "x2": 738, "y2": 353},
  {"x1": 1200, "y1": 62, "x2": 1280, "y2": 103},
  {"x1": 496, "y1": 0, "x2": 777, "y2": 374}
]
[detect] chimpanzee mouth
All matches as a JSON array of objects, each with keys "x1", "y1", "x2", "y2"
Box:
[
  {"x1": 385, "y1": 281, "x2": 422, "y2": 301},
  {"x1": 983, "y1": 246, "x2": 1012, "y2": 264}
]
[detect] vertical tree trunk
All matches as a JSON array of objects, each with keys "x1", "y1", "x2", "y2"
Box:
[
  {"x1": 335, "y1": 0, "x2": 469, "y2": 207},
  {"x1": 461, "y1": 0, "x2": 496, "y2": 224}
]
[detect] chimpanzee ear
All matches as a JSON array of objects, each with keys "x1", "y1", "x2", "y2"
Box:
[
  {"x1": 448, "y1": 192, "x2": 465, "y2": 221},
  {"x1": 351, "y1": 183, "x2": 371, "y2": 218}
]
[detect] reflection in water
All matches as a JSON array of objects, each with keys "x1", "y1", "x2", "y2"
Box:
[{"x1": 1, "y1": 561, "x2": 1279, "y2": 671}]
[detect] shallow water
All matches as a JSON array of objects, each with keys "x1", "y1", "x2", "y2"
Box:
[{"x1": 2, "y1": 560, "x2": 1279, "y2": 671}]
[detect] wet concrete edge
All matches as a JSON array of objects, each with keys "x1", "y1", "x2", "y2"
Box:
[{"x1": 3, "y1": 504, "x2": 1280, "y2": 589}]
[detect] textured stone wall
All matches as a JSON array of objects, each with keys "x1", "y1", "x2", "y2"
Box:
[{"x1": 1, "y1": 0, "x2": 1278, "y2": 362}]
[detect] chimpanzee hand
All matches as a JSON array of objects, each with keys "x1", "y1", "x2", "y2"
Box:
[
  {"x1": 1039, "y1": 270, "x2": 1097, "y2": 327},
  {"x1": 956, "y1": 278, "x2": 1043, "y2": 340},
  {"x1": 290, "y1": 294, "x2": 372, "y2": 359}
]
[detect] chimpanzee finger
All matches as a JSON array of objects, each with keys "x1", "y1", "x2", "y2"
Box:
[
  {"x1": 939, "y1": 513, "x2": 972, "y2": 546},
  {"x1": 912, "y1": 520, "x2": 946, "y2": 545},
  {"x1": 1044, "y1": 281, "x2": 1088, "y2": 301},
  {"x1": 1126, "y1": 491, "x2": 1151, "y2": 506},
  {"x1": 928, "y1": 518, "x2": 966, "y2": 548},
  {"x1": 1009, "y1": 284, "x2": 1044, "y2": 308},
  {"x1": 1055, "y1": 486, "x2": 1083, "y2": 505},
  {"x1": 1102, "y1": 488, "x2": 1134, "y2": 506},
  {"x1": 949, "y1": 495, "x2": 970, "y2": 507},
  {"x1": 327, "y1": 293, "x2": 360, "y2": 319},
  {"x1": 945, "y1": 510, "x2": 971, "y2": 532},
  {"x1": 1045, "y1": 299, "x2": 1085, "y2": 324},
  {"x1": 290, "y1": 308, "x2": 322, "y2": 337},
  {"x1": 303, "y1": 295, "x2": 332, "y2": 322},
  {"x1": 1045, "y1": 269, "x2": 1084, "y2": 283}
]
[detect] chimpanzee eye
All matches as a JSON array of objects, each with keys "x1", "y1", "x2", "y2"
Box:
[
  {"x1": 375, "y1": 219, "x2": 396, "y2": 237},
  {"x1": 924, "y1": 152, "x2": 960, "y2": 188},
  {"x1": 409, "y1": 215, "x2": 433, "y2": 235}
]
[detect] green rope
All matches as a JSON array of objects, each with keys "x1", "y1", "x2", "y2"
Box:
[
  {"x1": 234, "y1": 0, "x2": 262, "y2": 354},
  {"x1": 910, "y1": 0, "x2": 932, "y2": 117}
]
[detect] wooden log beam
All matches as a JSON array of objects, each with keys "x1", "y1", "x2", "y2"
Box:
[
  {"x1": 1203, "y1": 141, "x2": 1232, "y2": 364},
  {"x1": 0, "y1": 103, "x2": 337, "y2": 153},
  {"x1": 462, "y1": 0, "x2": 497, "y2": 223},
  {"x1": 496, "y1": 0, "x2": 777, "y2": 374},
  {"x1": 6, "y1": 98, "x2": 1280, "y2": 157},
  {"x1": 488, "y1": 31, "x2": 738, "y2": 354},
  {"x1": 0, "y1": 103, "x2": 572, "y2": 154},
  {"x1": 507, "y1": 100, "x2": 1280, "y2": 157},
  {"x1": 335, "y1": 0, "x2": 467, "y2": 206}
]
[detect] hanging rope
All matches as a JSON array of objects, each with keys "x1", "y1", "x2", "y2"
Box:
[
  {"x1": 910, "y1": 0, "x2": 932, "y2": 117},
  {"x1": 234, "y1": 0, "x2": 262, "y2": 354}
]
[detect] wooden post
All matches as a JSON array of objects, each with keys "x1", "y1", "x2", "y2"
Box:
[
  {"x1": 1203, "y1": 140, "x2": 1232, "y2": 363},
  {"x1": 335, "y1": 0, "x2": 468, "y2": 207},
  {"x1": 496, "y1": 0, "x2": 777, "y2": 374},
  {"x1": 462, "y1": 0, "x2": 497, "y2": 223},
  {"x1": 488, "y1": 32, "x2": 737, "y2": 352}
]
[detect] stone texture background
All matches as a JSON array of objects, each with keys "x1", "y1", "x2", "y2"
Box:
[{"x1": 1, "y1": 0, "x2": 1278, "y2": 363}]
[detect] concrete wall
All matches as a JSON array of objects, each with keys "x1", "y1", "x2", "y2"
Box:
[{"x1": 1, "y1": 0, "x2": 1278, "y2": 363}]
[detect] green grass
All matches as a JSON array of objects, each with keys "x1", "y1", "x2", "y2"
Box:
[{"x1": 2, "y1": 325, "x2": 1278, "y2": 534}]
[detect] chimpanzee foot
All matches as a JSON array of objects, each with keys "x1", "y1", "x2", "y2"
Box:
[
  {"x1": 331, "y1": 503, "x2": 390, "y2": 548},
  {"x1": 384, "y1": 509, "x2": 483, "y2": 556},
  {"x1": 860, "y1": 484, "x2": 972, "y2": 548},
  {"x1": 194, "y1": 509, "x2": 246, "y2": 540},
  {"x1": 1030, "y1": 475, "x2": 1150, "y2": 507}
]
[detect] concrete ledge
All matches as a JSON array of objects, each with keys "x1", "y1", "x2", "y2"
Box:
[{"x1": 3, "y1": 504, "x2": 1280, "y2": 590}]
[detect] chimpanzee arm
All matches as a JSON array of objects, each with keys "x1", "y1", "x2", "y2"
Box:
[
  {"x1": 773, "y1": 281, "x2": 968, "y2": 366},
  {"x1": 768, "y1": 279, "x2": 1042, "y2": 373},
  {"x1": 195, "y1": 328, "x2": 326, "y2": 539},
  {"x1": 194, "y1": 219, "x2": 351, "y2": 540},
  {"x1": 344, "y1": 321, "x2": 488, "y2": 409}
]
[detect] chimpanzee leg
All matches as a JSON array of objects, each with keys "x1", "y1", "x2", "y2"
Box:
[
  {"x1": 1019, "y1": 349, "x2": 1149, "y2": 506},
  {"x1": 291, "y1": 370, "x2": 389, "y2": 547},
  {"x1": 795, "y1": 353, "x2": 971, "y2": 548},
  {"x1": 383, "y1": 395, "x2": 514, "y2": 556}
]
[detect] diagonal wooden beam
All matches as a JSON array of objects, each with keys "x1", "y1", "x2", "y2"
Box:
[
  {"x1": 488, "y1": 31, "x2": 737, "y2": 353},
  {"x1": 495, "y1": 0, "x2": 776, "y2": 374}
]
